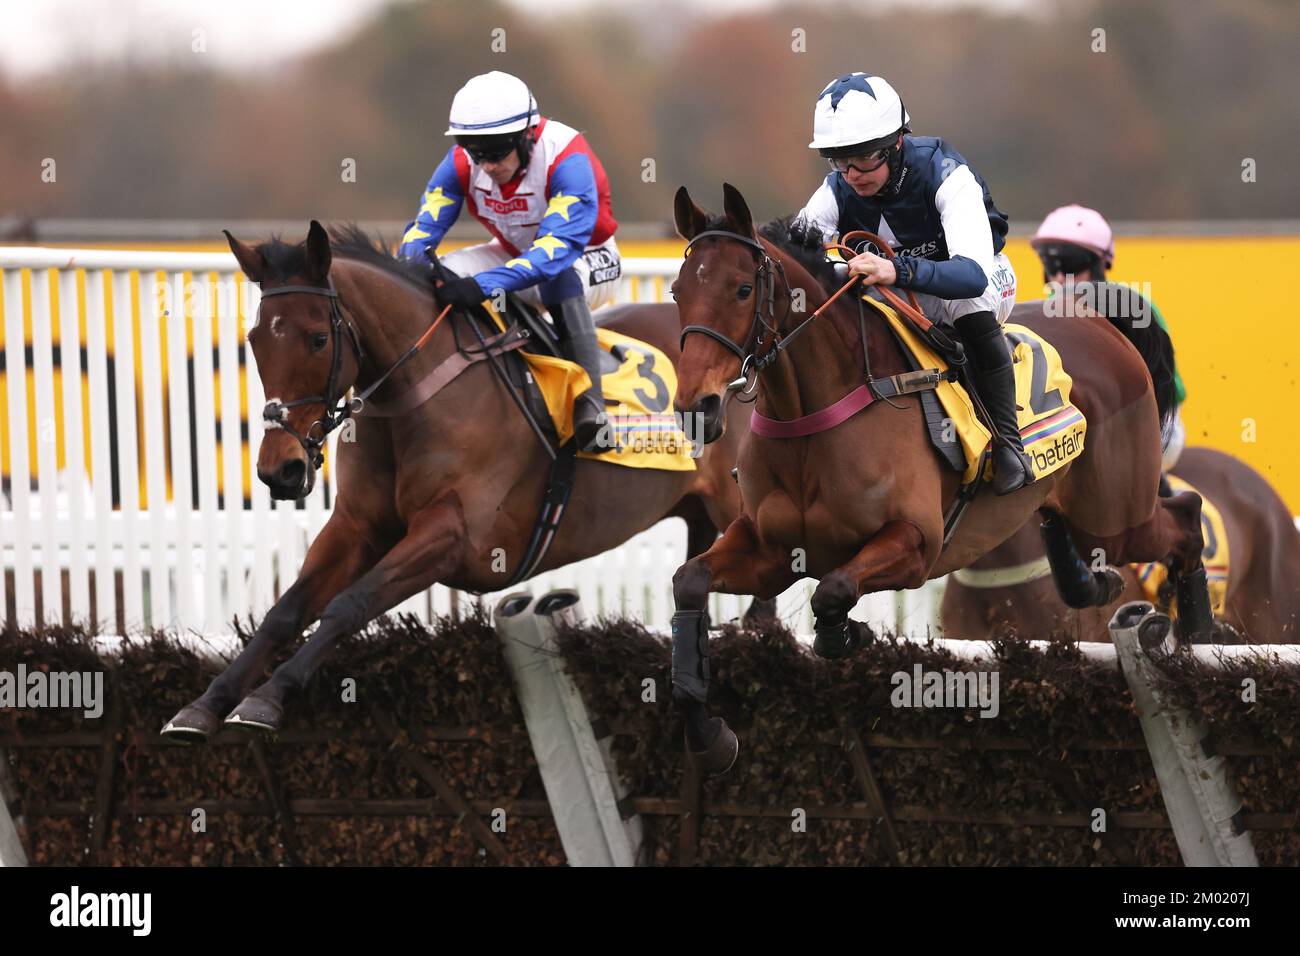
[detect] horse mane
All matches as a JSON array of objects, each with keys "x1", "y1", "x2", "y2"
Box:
[
  {"x1": 254, "y1": 223, "x2": 437, "y2": 293},
  {"x1": 757, "y1": 216, "x2": 844, "y2": 296},
  {"x1": 1062, "y1": 281, "x2": 1178, "y2": 435}
]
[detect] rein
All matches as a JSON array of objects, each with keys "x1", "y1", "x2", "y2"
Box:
[
  {"x1": 257, "y1": 278, "x2": 453, "y2": 469},
  {"x1": 678, "y1": 229, "x2": 949, "y2": 438}
]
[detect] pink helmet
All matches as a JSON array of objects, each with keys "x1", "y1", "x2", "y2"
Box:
[{"x1": 1031, "y1": 204, "x2": 1115, "y2": 268}]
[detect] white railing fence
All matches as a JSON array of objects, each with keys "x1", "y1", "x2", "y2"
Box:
[{"x1": 0, "y1": 247, "x2": 943, "y2": 637}]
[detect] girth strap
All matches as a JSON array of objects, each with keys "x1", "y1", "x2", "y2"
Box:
[{"x1": 500, "y1": 442, "x2": 579, "y2": 589}]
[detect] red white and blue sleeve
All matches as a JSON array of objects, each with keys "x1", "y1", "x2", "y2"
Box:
[
  {"x1": 397, "y1": 147, "x2": 466, "y2": 262},
  {"x1": 471, "y1": 150, "x2": 600, "y2": 297}
]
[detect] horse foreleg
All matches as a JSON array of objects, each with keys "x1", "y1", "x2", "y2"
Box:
[
  {"x1": 809, "y1": 520, "x2": 929, "y2": 658},
  {"x1": 160, "y1": 510, "x2": 383, "y2": 741},
  {"x1": 224, "y1": 495, "x2": 467, "y2": 733},
  {"x1": 671, "y1": 514, "x2": 799, "y2": 775}
]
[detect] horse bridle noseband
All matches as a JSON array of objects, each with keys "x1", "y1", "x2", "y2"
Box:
[
  {"x1": 257, "y1": 281, "x2": 365, "y2": 469},
  {"x1": 678, "y1": 230, "x2": 793, "y2": 394}
]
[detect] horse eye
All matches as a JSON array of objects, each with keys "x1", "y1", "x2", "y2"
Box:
[
  {"x1": 737, "y1": 283, "x2": 753, "y2": 300},
  {"x1": 310, "y1": 332, "x2": 329, "y2": 352}
]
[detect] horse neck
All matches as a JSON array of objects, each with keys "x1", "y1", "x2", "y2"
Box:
[
  {"x1": 334, "y1": 259, "x2": 455, "y2": 403},
  {"x1": 757, "y1": 248, "x2": 909, "y2": 422}
]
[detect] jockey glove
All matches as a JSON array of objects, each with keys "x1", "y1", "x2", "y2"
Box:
[
  {"x1": 438, "y1": 275, "x2": 487, "y2": 309},
  {"x1": 787, "y1": 217, "x2": 824, "y2": 251}
]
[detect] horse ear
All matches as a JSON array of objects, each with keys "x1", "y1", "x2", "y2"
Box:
[
  {"x1": 224, "y1": 230, "x2": 266, "y2": 283},
  {"x1": 722, "y1": 183, "x2": 755, "y2": 239},
  {"x1": 674, "y1": 186, "x2": 709, "y2": 240},
  {"x1": 304, "y1": 220, "x2": 332, "y2": 284}
]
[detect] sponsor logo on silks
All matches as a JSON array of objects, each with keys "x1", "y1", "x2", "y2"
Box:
[
  {"x1": 898, "y1": 239, "x2": 939, "y2": 259},
  {"x1": 482, "y1": 195, "x2": 530, "y2": 214},
  {"x1": 583, "y1": 246, "x2": 621, "y2": 285}
]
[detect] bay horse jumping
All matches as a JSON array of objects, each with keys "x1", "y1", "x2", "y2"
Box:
[
  {"x1": 161, "y1": 221, "x2": 759, "y2": 741},
  {"x1": 942, "y1": 446, "x2": 1300, "y2": 643},
  {"x1": 666, "y1": 185, "x2": 1214, "y2": 774}
]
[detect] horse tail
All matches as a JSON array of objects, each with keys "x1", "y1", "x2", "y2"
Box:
[{"x1": 1094, "y1": 282, "x2": 1179, "y2": 438}]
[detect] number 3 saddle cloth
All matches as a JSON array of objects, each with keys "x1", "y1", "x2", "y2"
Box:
[{"x1": 485, "y1": 305, "x2": 697, "y2": 472}]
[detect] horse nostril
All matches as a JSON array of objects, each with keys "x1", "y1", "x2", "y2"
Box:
[
  {"x1": 692, "y1": 394, "x2": 722, "y2": 419},
  {"x1": 276, "y1": 458, "x2": 306, "y2": 491}
]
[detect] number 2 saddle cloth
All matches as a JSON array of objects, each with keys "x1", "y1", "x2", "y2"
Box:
[
  {"x1": 484, "y1": 304, "x2": 696, "y2": 472},
  {"x1": 869, "y1": 297, "x2": 1087, "y2": 488}
]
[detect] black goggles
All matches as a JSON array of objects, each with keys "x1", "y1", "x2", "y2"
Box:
[
  {"x1": 1037, "y1": 246, "x2": 1098, "y2": 278},
  {"x1": 458, "y1": 137, "x2": 517, "y2": 164}
]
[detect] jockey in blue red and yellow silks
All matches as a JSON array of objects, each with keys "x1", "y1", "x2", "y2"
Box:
[{"x1": 399, "y1": 70, "x2": 620, "y2": 452}]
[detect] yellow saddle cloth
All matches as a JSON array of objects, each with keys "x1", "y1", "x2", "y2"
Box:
[
  {"x1": 484, "y1": 306, "x2": 696, "y2": 472},
  {"x1": 1134, "y1": 475, "x2": 1231, "y2": 617},
  {"x1": 872, "y1": 299, "x2": 1087, "y2": 486}
]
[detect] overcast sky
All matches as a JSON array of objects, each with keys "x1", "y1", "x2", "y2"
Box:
[{"x1": 0, "y1": 0, "x2": 1039, "y2": 80}]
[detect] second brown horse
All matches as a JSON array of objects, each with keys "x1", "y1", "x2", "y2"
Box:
[
  {"x1": 666, "y1": 185, "x2": 1213, "y2": 774},
  {"x1": 942, "y1": 446, "x2": 1300, "y2": 643}
]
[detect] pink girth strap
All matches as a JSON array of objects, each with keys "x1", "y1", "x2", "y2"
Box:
[{"x1": 750, "y1": 384, "x2": 876, "y2": 439}]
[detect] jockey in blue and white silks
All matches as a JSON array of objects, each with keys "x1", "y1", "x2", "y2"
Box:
[
  {"x1": 789, "y1": 72, "x2": 1031, "y2": 495},
  {"x1": 399, "y1": 70, "x2": 620, "y2": 452}
]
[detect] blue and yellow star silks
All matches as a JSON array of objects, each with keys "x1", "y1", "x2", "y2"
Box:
[
  {"x1": 421, "y1": 186, "x2": 458, "y2": 222},
  {"x1": 474, "y1": 152, "x2": 600, "y2": 297},
  {"x1": 397, "y1": 149, "x2": 466, "y2": 261},
  {"x1": 530, "y1": 234, "x2": 568, "y2": 260}
]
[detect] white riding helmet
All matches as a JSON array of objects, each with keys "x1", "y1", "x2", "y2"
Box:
[
  {"x1": 444, "y1": 71, "x2": 539, "y2": 136},
  {"x1": 808, "y1": 72, "x2": 909, "y2": 152}
]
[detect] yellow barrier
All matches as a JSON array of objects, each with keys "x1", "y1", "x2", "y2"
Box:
[{"x1": 5, "y1": 237, "x2": 1299, "y2": 511}]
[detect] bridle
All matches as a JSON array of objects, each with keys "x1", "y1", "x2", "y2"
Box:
[
  {"x1": 256, "y1": 280, "x2": 365, "y2": 470},
  {"x1": 255, "y1": 276, "x2": 463, "y2": 471},
  {"x1": 676, "y1": 229, "x2": 949, "y2": 409},
  {"x1": 678, "y1": 229, "x2": 922, "y2": 395},
  {"x1": 677, "y1": 231, "x2": 793, "y2": 396}
]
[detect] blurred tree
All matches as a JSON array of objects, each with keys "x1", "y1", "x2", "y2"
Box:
[{"x1": 0, "y1": 0, "x2": 1295, "y2": 229}]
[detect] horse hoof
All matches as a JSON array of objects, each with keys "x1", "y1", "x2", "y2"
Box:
[
  {"x1": 689, "y1": 718, "x2": 739, "y2": 777},
  {"x1": 160, "y1": 701, "x2": 222, "y2": 743},
  {"x1": 1097, "y1": 566, "x2": 1126, "y2": 605},
  {"x1": 1210, "y1": 620, "x2": 1243, "y2": 645},
  {"x1": 813, "y1": 619, "x2": 868, "y2": 660},
  {"x1": 224, "y1": 693, "x2": 283, "y2": 734}
]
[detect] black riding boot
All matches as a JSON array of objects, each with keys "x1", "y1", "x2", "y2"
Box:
[
  {"x1": 553, "y1": 295, "x2": 613, "y2": 452},
  {"x1": 954, "y1": 310, "x2": 1034, "y2": 496}
]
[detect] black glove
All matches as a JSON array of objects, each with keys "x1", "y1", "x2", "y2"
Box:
[
  {"x1": 787, "y1": 217, "x2": 824, "y2": 251},
  {"x1": 437, "y1": 275, "x2": 486, "y2": 309}
]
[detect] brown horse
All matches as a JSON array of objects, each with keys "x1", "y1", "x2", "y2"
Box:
[
  {"x1": 161, "y1": 221, "x2": 758, "y2": 741},
  {"x1": 942, "y1": 446, "x2": 1300, "y2": 643},
  {"x1": 665, "y1": 185, "x2": 1213, "y2": 774}
]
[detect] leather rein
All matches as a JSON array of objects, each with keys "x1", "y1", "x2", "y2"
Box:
[
  {"x1": 255, "y1": 279, "x2": 479, "y2": 469},
  {"x1": 678, "y1": 230, "x2": 942, "y2": 435}
]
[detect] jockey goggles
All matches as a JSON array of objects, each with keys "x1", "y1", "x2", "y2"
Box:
[
  {"x1": 1037, "y1": 244, "x2": 1100, "y2": 279},
  {"x1": 457, "y1": 135, "x2": 518, "y2": 164},
  {"x1": 826, "y1": 145, "x2": 892, "y2": 174}
]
